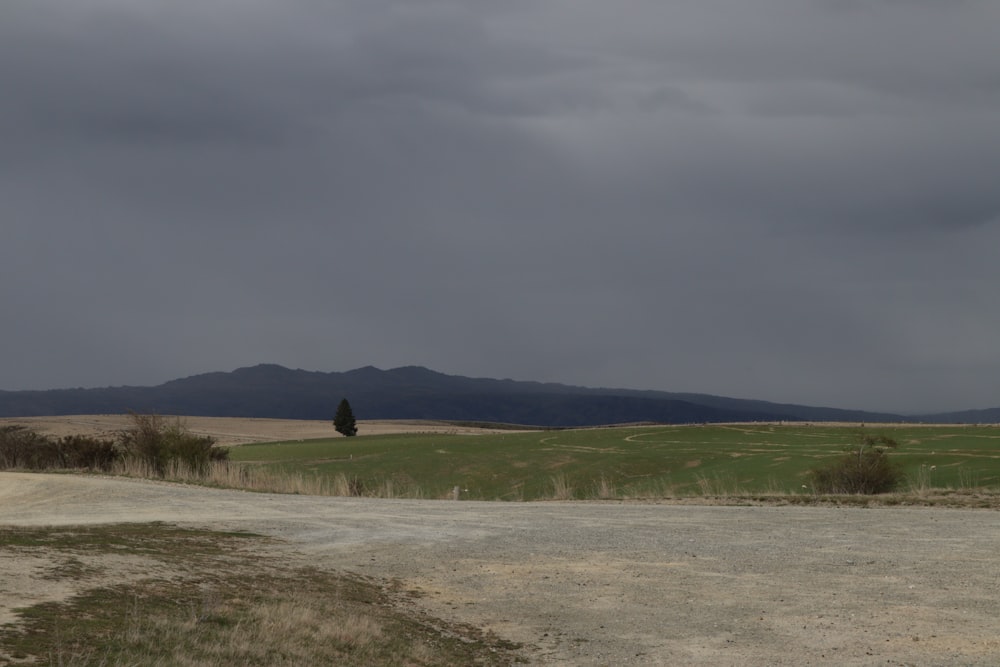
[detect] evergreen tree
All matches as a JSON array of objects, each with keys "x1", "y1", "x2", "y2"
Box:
[{"x1": 334, "y1": 398, "x2": 358, "y2": 436}]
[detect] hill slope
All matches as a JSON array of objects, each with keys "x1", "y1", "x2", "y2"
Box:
[{"x1": 0, "y1": 364, "x2": 910, "y2": 426}]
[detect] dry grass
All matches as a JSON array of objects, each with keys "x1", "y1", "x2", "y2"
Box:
[
  {"x1": 104, "y1": 458, "x2": 1000, "y2": 509},
  {"x1": 111, "y1": 459, "x2": 434, "y2": 500},
  {"x1": 1, "y1": 525, "x2": 522, "y2": 666},
  {"x1": 94, "y1": 590, "x2": 388, "y2": 666},
  {"x1": 54, "y1": 593, "x2": 388, "y2": 666},
  {"x1": 694, "y1": 473, "x2": 747, "y2": 497},
  {"x1": 111, "y1": 459, "x2": 350, "y2": 496},
  {"x1": 549, "y1": 473, "x2": 575, "y2": 500},
  {"x1": 592, "y1": 475, "x2": 617, "y2": 500}
]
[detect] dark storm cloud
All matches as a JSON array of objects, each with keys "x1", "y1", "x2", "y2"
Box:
[{"x1": 2, "y1": 0, "x2": 999, "y2": 412}]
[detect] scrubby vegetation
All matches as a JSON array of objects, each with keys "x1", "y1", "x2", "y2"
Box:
[
  {"x1": 0, "y1": 414, "x2": 227, "y2": 475},
  {"x1": 117, "y1": 413, "x2": 228, "y2": 475},
  {"x1": 808, "y1": 432, "x2": 903, "y2": 494},
  {"x1": 0, "y1": 426, "x2": 119, "y2": 471}
]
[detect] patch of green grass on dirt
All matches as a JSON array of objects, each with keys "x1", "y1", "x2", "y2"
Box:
[
  {"x1": 0, "y1": 525, "x2": 523, "y2": 666},
  {"x1": 0, "y1": 522, "x2": 258, "y2": 552}
]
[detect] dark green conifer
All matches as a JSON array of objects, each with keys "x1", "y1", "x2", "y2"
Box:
[{"x1": 334, "y1": 398, "x2": 358, "y2": 437}]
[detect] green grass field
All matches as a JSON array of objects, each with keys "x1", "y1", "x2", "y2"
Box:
[{"x1": 228, "y1": 424, "x2": 1000, "y2": 501}]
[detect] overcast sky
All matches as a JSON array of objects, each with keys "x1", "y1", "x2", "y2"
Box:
[{"x1": 3, "y1": 1, "x2": 999, "y2": 413}]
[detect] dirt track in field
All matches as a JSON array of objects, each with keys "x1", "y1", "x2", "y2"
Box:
[{"x1": 2, "y1": 417, "x2": 1000, "y2": 665}]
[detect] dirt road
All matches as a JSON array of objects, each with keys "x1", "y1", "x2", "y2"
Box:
[{"x1": 2, "y1": 472, "x2": 999, "y2": 665}]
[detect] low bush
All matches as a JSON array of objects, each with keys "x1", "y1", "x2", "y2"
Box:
[
  {"x1": 0, "y1": 425, "x2": 52, "y2": 469},
  {"x1": 117, "y1": 413, "x2": 228, "y2": 476},
  {"x1": 0, "y1": 415, "x2": 226, "y2": 475},
  {"x1": 0, "y1": 426, "x2": 118, "y2": 471},
  {"x1": 809, "y1": 432, "x2": 903, "y2": 494},
  {"x1": 54, "y1": 434, "x2": 120, "y2": 470}
]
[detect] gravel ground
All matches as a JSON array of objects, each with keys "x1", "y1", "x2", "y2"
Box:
[{"x1": 2, "y1": 472, "x2": 999, "y2": 665}]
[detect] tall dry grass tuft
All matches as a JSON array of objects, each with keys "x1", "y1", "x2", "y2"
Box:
[
  {"x1": 592, "y1": 475, "x2": 617, "y2": 500},
  {"x1": 110, "y1": 459, "x2": 375, "y2": 497},
  {"x1": 908, "y1": 464, "x2": 935, "y2": 496},
  {"x1": 548, "y1": 473, "x2": 575, "y2": 500},
  {"x1": 761, "y1": 477, "x2": 793, "y2": 496},
  {"x1": 694, "y1": 473, "x2": 745, "y2": 497},
  {"x1": 330, "y1": 472, "x2": 366, "y2": 497},
  {"x1": 695, "y1": 474, "x2": 716, "y2": 496},
  {"x1": 230, "y1": 465, "x2": 425, "y2": 499},
  {"x1": 958, "y1": 467, "x2": 981, "y2": 490},
  {"x1": 617, "y1": 476, "x2": 678, "y2": 500},
  {"x1": 376, "y1": 478, "x2": 396, "y2": 499}
]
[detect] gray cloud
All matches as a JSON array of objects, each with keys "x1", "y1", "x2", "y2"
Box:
[{"x1": 2, "y1": 0, "x2": 999, "y2": 413}]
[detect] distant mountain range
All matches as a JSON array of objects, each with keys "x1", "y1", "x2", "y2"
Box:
[{"x1": 0, "y1": 364, "x2": 995, "y2": 426}]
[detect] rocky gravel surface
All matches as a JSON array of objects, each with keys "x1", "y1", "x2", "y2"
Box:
[{"x1": 2, "y1": 472, "x2": 1000, "y2": 665}]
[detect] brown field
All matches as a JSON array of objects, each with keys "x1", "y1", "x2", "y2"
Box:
[{"x1": 0, "y1": 415, "x2": 511, "y2": 446}]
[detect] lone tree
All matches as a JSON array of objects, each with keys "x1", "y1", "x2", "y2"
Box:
[{"x1": 334, "y1": 398, "x2": 358, "y2": 437}]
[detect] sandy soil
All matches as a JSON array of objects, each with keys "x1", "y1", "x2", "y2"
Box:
[
  {"x1": 2, "y1": 471, "x2": 1000, "y2": 666},
  {"x1": 0, "y1": 415, "x2": 517, "y2": 446}
]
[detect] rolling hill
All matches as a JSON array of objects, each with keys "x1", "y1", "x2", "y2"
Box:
[{"x1": 0, "y1": 364, "x2": 970, "y2": 426}]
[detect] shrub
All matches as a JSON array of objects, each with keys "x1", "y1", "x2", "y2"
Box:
[
  {"x1": 0, "y1": 426, "x2": 118, "y2": 471},
  {"x1": 117, "y1": 413, "x2": 228, "y2": 476},
  {"x1": 0, "y1": 416, "x2": 226, "y2": 476},
  {"x1": 809, "y1": 432, "x2": 903, "y2": 494},
  {"x1": 55, "y1": 434, "x2": 119, "y2": 470},
  {"x1": 0, "y1": 425, "x2": 53, "y2": 469}
]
